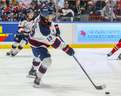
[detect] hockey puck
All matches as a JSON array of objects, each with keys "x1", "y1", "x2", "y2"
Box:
[{"x1": 105, "y1": 92, "x2": 110, "y2": 94}]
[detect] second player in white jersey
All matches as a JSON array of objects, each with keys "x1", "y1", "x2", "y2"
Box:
[{"x1": 6, "y1": 9, "x2": 34, "y2": 56}]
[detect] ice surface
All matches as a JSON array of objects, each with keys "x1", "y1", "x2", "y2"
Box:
[{"x1": 0, "y1": 48, "x2": 121, "y2": 96}]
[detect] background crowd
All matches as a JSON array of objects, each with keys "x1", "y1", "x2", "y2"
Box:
[{"x1": 0, "y1": 0, "x2": 121, "y2": 22}]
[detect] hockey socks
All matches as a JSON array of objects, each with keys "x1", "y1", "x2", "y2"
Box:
[
  {"x1": 32, "y1": 59, "x2": 40, "y2": 70},
  {"x1": 111, "y1": 42, "x2": 121, "y2": 54},
  {"x1": 10, "y1": 42, "x2": 18, "y2": 52},
  {"x1": 36, "y1": 57, "x2": 52, "y2": 80},
  {"x1": 107, "y1": 42, "x2": 121, "y2": 57}
]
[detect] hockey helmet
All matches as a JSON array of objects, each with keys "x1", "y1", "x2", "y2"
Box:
[
  {"x1": 27, "y1": 9, "x2": 34, "y2": 15},
  {"x1": 40, "y1": 6, "x2": 54, "y2": 19}
]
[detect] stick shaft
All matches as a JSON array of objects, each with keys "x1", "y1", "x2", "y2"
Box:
[
  {"x1": 58, "y1": 36, "x2": 97, "y2": 88},
  {"x1": 72, "y1": 54, "x2": 96, "y2": 87}
]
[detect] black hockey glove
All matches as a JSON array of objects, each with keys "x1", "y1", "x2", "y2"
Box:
[
  {"x1": 62, "y1": 45, "x2": 75, "y2": 56},
  {"x1": 54, "y1": 24, "x2": 60, "y2": 36}
]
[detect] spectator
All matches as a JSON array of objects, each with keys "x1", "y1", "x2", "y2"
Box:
[
  {"x1": 54, "y1": 4, "x2": 62, "y2": 21},
  {"x1": 32, "y1": 0, "x2": 39, "y2": 10},
  {"x1": 86, "y1": 1, "x2": 95, "y2": 14},
  {"x1": 48, "y1": 0, "x2": 55, "y2": 9},
  {"x1": 61, "y1": 1, "x2": 74, "y2": 22},
  {"x1": 67, "y1": 0, "x2": 76, "y2": 9},
  {"x1": 46, "y1": 0, "x2": 64, "y2": 8},
  {"x1": 6, "y1": 0, "x2": 9, "y2": 7},
  {"x1": 38, "y1": 1, "x2": 47, "y2": 12},
  {"x1": 107, "y1": 0, "x2": 116, "y2": 8},
  {"x1": 90, "y1": 0, "x2": 97, "y2": 3},
  {"x1": 29, "y1": 1, "x2": 39, "y2": 18},
  {"x1": 95, "y1": 0, "x2": 106, "y2": 15},
  {"x1": 1, "y1": 0, "x2": 7, "y2": 15},
  {"x1": 72, "y1": 0, "x2": 82, "y2": 16},
  {"x1": 117, "y1": 0, "x2": 121, "y2": 8},
  {"x1": 101, "y1": 2, "x2": 116, "y2": 21},
  {"x1": 10, "y1": 0, "x2": 19, "y2": 7},
  {"x1": 0, "y1": 0, "x2": 7, "y2": 21},
  {"x1": 58, "y1": 0, "x2": 64, "y2": 8},
  {"x1": 15, "y1": 2, "x2": 26, "y2": 21},
  {"x1": 80, "y1": 0, "x2": 87, "y2": 14},
  {"x1": 4, "y1": 2, "x2": 16, "y2": 21},
  {"x1": 80, "y1": 0, "x2": 89, "y2": 9},
  {"x1": 113, "y1": 2, "x2": 121, "y2": 21},
  {"x1": 20, "y1": 0, "x2": 32, "y2": 9}
]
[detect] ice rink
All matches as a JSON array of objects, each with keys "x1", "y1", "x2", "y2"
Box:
[{"x1": 0, "y1": 48, "x2": 121, "y2": 96}]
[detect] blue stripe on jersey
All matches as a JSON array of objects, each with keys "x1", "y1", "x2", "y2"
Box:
[
  {"x1": 51, "y1": 38, "x2": 61, "y2": 49},
  {"x1": 38, "y1": 20, "x2": 51, "y2": 36},
  {"x1": 28, "y1": 36, "x2": 50, "y2": 48}
]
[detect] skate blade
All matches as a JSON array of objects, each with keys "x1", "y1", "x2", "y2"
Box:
[
  {"x1": 26, "y1": 75, "x2": 36, "y2": 78},
  {"x1": 33, "y1": 83, "x2": 40, "y2": 88}
]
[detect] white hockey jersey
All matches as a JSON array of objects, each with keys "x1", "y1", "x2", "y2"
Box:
[
  {"x1": 18, "y1": 16, "x2": 34, "y2": 35},
  {"x1": 28, "y1": 16, "x2": 67, "y2": 49}
]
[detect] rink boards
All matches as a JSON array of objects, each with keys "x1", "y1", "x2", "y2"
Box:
[{"x1": 0, "y1": 22, "x2": 120, "y2": 49}]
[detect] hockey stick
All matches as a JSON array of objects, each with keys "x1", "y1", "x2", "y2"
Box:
[
  {"x1": 58, "y1": 36, "x2": 106, "y2": 90},
  {"x1": 0, "y1": 33, "x2": 21, "y2": 35}
]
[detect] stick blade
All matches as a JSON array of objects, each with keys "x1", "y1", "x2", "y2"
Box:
[
  {"x1": 95, "y1": 84, "x2": 106, "y2": 90},
  {"x1": 101, "y1": 84, "x2": 106, "y2": 89}
]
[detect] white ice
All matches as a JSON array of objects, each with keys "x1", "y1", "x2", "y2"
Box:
[{"x1": 0, "y1": 48, "x2": 121, "y2": 96}]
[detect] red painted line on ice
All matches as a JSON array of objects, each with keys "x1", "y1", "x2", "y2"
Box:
[{"x1": 80, "y1": 58, "x2": 96, "y2": 67}]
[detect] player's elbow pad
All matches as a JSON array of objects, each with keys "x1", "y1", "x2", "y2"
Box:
[{"x1": 62, "y1": 45, "x2": 75, "y2": 56}]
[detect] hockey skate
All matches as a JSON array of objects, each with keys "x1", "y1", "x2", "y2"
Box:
[
  {"x1": 6, "y1": 51, "x2": 13, "y2": 56},
  {"x1": 33, "y1": 76, "x2": 41, "y2": 88},
  {"x1": 107, "y1": 52, "x2": 113, "y2": 57},
  {"x1": 26, "y1": 67, "x2": 36, "y2": 78},
  {"x1": 11, "y1": 51, "x2": 18, "y2": 56},
  {"x1": 117, "y1": 54, "x2": 121, "y2": 60}
]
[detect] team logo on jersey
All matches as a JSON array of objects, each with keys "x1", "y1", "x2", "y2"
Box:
[
  {"x1": 80, "y1": 30, "x2": 86, "y2": 37},
  {"x1": 26, "y1": 26, "x2": 30, "y2": 29}
]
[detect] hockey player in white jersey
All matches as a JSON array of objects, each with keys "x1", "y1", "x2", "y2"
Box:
[
  {"x1": 27, "y1": 6, "x2": 75, "y2": 88},
  {"x1": 6, "y1": 9, "x2": 34, "y2": 56}
]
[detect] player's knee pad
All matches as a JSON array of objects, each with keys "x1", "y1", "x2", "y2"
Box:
[
  {"x1": 33, "y1": 57, "x2": 41, "y2": 67},
  {"x1": 42, "y1": 57, "x2": 52, "y2": 68},
  {"x1": 13, "y1": 42, "x2": 18, "y2": 47},
  {"x1": 19, "y1": 40, "x2": 26, "y2": 47}
]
